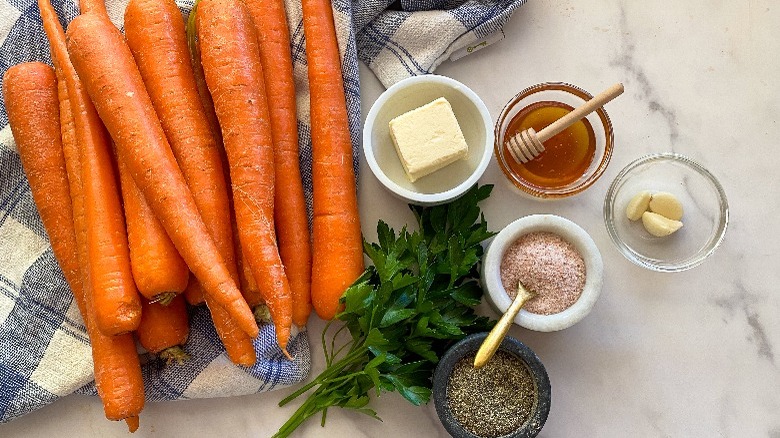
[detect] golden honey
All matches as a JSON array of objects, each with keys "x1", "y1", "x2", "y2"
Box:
[{"x1": 503, "y1": 101, "x2": 596, "y2": 188}]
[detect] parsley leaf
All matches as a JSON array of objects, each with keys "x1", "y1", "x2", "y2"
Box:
[{"x1": 275, "y1": 185, "x2": 496, "y2": 438}]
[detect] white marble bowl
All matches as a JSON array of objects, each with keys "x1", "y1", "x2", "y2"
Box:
[
  {"x1": 481, "y1": 214, "x2": 604, "y2": 332},
  {"x1": 604, "y1": 153, "x2": 729, "y2": 272},
  {"x1": 363, "y1": 74, "x2": 493, "y2": 206}
]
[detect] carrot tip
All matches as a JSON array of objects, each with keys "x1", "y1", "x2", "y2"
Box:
[
  {"x1": 125, "y1": 416, "x2": 140, "y2": 433},
  {"x1": 282, "y1": 347, "x2": 293, "y2": 361},
  {"x1": 233, "y1": 351, "x2": 257, "y2": 368}
]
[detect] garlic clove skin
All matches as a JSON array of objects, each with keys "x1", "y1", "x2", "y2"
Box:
[
  {"x1": 625, "y1": 190, "x2": 652, "y2": 221},
  {"x1": 648, "y1": 192, "x2": 684, "y2": 221},
  {"x1": 642, "y1": 211, "x2": 683, "y2": 237}
]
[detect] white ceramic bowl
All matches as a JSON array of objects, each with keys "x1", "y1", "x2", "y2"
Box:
[
  {"x1": 363, "y1": 74, "x2": 493, "y2": 206},
  {"x1": 481, "y1": 214, "x2": 604, "y2": 332}
]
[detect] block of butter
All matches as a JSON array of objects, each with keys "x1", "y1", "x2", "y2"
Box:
[{"x1": 388, "y1": 97, "x2": 468, "y2": 182}]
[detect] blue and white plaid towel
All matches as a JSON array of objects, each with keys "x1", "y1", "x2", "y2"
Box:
[{"x1": 0, "y1": 0, "x2": 525, "y2": 424}]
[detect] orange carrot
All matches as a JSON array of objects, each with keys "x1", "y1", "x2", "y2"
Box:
[
  {"x1": 183, "y1": 208, "x2": 256, "y2": 367},
  {"x1": 104, "y1": 0, "x2": 192, "y2": 305},
  {"x1": 65, "y1": 12, "x2": 259, "y2": 338},
  {"x1": 39, "y1": 0, "x2": 142, "y2": 336},
  {"x1": 301, "y1": 0, "x2": 364, "y2": 320},
  {"x1": 62, "y1": 104, "x2": 143, "y2": 431},
  {"x1": 89, "y1": 325, "x2": 145, "y2": 431},
  {"x1": 72, "y1": 81, "x2": 140, "y2": 335},
  {"x1": 197, "y1": 0, "x2": 292, "y2": 353},
  {"x1": 124, "y1": 0, "x2": 236, "y2": 303},
  {"x1": 117, "y1": 156, "x2": 189, "y2": 304},
  {"x1": 185, "y1": 2, "x2": 223, "y2": 146},
  {"x1": 78, "y1": 0, "x2": 107, "y2": 15},
  {"x1": 125, "y1": 0, "x2": 261, "y2": 363},
  {"x1": 137, "y1": 294, "x2": 190, "y2": 360},
  {"x1": 77, "y1": 102, "x2": 141, "y2": 337},
  {"x1": 183, "y1": 274, "x2": 206, "y2": 306},
  {"x1": 38, "y1": 2, "x2": 145, "y2": 427},
  {"x1": 4, "y1": 61, "x2": 144, "y2": 431},
  {"x1": 56, "y1": 66, "x2": 79, "y2": 233},
  {"x1": 4, "y1": 62, "x2": 79, "y2": 309},
  {"x1": 205, "y1": 294, "x2": 257, "y2": 366},
  {"x1": 233, "y1": 209, "x2": 264, "y2": 308},
  {"x1": 243, "y1": 0, "x2": 312, "y2": 328},
  {"x1": 181, "y1": 208, "x2": 261, "y2": 369}
]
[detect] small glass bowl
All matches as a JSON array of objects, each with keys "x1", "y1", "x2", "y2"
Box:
[
  {"x1": 432, "y1": 333, "x2": 551, "y2": 438},
  {"x1": 604, "y1": 153, "x2": 729, "y2": 272},
  {"x1": 494, "y1": 82, "x2": 614, "y2": 199}
]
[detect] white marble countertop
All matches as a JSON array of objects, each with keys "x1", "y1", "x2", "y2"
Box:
[{"x1": 3, "y1": 0, "x2": 780, "y2": 436}]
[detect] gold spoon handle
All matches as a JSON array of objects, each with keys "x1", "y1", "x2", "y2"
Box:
[{"x1": 473, "y1": 284, "x2": 536, "y2": 368}]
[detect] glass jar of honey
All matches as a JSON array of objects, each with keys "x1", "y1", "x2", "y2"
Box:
[{"x1": 494, "y1": 83, "x2": 614, "y2": 199}]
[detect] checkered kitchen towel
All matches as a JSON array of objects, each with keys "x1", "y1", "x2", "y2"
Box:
[{"x1": 0, "y1": 0, "x2": 525, "y2": 424}]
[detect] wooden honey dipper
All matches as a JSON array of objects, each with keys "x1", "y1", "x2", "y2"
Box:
[{"x1": 506, "y1": 82, "x2": 624, "y2": 163}]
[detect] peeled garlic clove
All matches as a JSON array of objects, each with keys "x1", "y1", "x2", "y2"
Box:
[
  {"x1": 642, "y1": 211, "x2": 683, "y2": 237},
  {"x1": 626, "y1": 191, "x2": 652, "y2": 221},
  {"x1": 649, "y1": 192, "x2": 683, "y2": 220}
]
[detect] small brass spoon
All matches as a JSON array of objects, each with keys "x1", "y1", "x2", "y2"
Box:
[{"x1": 473, "y1": 282, "x2": 536, "y2": 368}]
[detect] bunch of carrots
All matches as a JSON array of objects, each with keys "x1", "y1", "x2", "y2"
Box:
[{"x1": 2, "y1": 0, "x2": 363, "y2": 432}]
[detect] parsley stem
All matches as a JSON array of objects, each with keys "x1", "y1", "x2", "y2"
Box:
[
  {"x1": 273, "y1": 393, "x2": 320, "y2": 438},
  {"x1": 278, "y1": 346, "x2": 367, "y2": 407},
  {"x1": 275, "y1": 369, "x2": 362, "y2": 437},
  {"x1": 321, "y1": 320, "x2": 351, "y2": 367}
]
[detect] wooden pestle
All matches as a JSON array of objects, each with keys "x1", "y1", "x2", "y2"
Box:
[{"x1": 506, "y1": 82, "x2": 624, "y2": 164}]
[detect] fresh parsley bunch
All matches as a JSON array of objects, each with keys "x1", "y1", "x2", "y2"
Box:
[{"x1": 275, "y1": 185, "x2": 496, "y2": 437}]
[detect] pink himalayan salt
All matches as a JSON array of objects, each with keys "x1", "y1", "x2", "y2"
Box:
[{"x1": 499, "y1": 231, "x2": 586, "y2": 315}]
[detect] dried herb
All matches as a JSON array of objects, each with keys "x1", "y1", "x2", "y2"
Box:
[
  {"x1": 448, "y1": 351, "x2": 536, "y2": 437},
  {"x1": 274, "y1": 184, "x2": 496, "y2": 437}
]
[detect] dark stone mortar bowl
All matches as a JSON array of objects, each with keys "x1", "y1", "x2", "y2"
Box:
[{"x1": 432, "y1": 333, "x2": 551, "y2": 438}]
